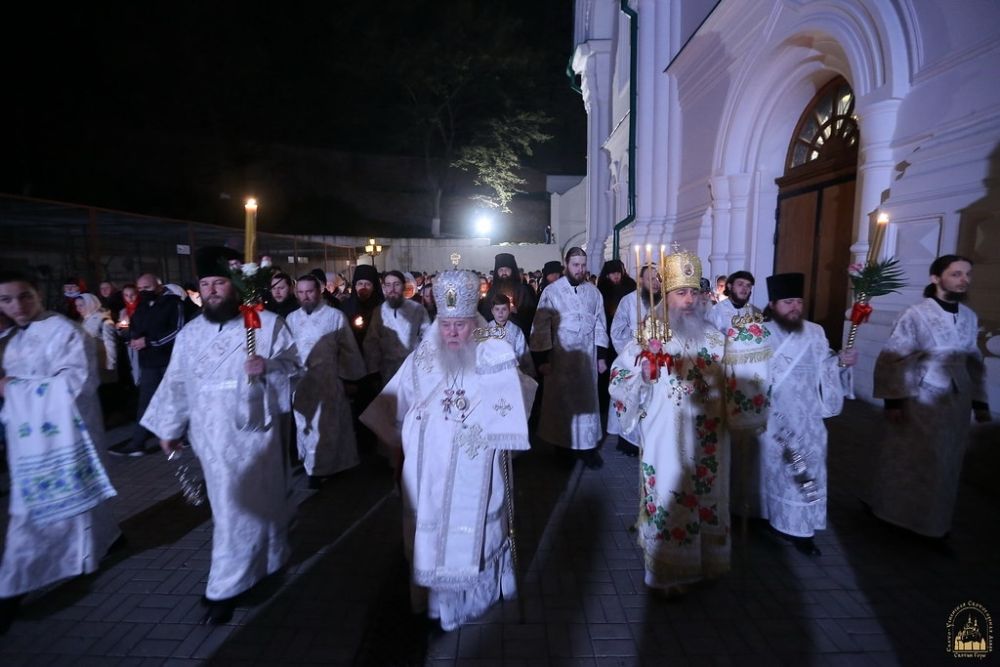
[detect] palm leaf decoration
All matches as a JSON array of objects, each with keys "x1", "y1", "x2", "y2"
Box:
[
  {"x1": 228, "y1": 263, "x2": 276, "y2": 303},
  {"x1": 849, "y1": 257, "x2": 906, "y2": 297}
]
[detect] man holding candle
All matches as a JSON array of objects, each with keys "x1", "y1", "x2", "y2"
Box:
[
  {"x1": 870, "y1": 255, "x2": 990, "y2": 539},
  {"x1": 608, "y1": 263, "x2": 661, "y2": 457},
  {"x1": 530, "y1": 247, "x2": 610, "y2": 469},
  {"x1": 140, "y1": 246, "x2": 301, "y2": 624},
  {"x1": 478, "y1": 252, "x2": 537, "y2": 337},
  {"x1": 609, "y1": 247, "x2": 730, "y2": 596},
  {"x1": 758, "y1": 273, "x2": 855, "y2": 556}
]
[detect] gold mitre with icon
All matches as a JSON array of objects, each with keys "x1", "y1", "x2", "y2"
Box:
[
  {"x1": 662, "y1": 244, "x2": 702, "y2": 293},
  {"x1": 433, "y1": 253, "x2": 480, "y2": 319}
]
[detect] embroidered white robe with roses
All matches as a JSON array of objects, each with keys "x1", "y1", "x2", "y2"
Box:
[
  {"x1": 360, "y1": 336, "x2": 533, "y2": 631},
  {"x1": 530, "y1": 277, "x2": 609, "y2": 450},
  {"x1": 707, "y1": 301, "x2": 774, "y2": 518},
  {"x1": 871, "y1": 298, "x2": 987, "y2": 537},
  {"x1": 0, "y1": 313, "x2": 120, "y2": 597},
  {"x1": 287, "y1": 303, "x2": 367, "y2": 476},
  {"x1": 761, "y1": 322, "x2": 851, "y2": 537},
  {"x1": 609, "y1": 324, "x2": 730, "y2": 590},
  {"x1": 140, "y1": 311, "x2": 300, "y2": 600}
]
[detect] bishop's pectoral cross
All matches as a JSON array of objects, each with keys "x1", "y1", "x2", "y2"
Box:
[{"x1": 442, "y1": 388, "x2": 469, "y2": 420}]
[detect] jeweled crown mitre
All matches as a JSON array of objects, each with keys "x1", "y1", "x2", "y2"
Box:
[
  {"x1": 662, "y1": 246, "x2": 702, "y2": 293},
  {"x1": 433, "y1": 269, "x2": 480, "y2": 319}
]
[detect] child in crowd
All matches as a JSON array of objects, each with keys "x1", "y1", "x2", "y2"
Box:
[{"x1": 489, "y1": 293, "x2": 535, "y2": 377}]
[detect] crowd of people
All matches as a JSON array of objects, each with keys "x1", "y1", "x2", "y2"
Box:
[{"x1": 0, "y1": 244, "x2": 989, "y2": 632}]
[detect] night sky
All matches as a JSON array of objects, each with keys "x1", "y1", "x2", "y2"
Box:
[{"x1": 2, "y1": 2, "x2": 585, "y2": 227}]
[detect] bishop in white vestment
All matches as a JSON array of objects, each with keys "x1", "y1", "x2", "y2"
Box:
[
  {"x1": 529, "y1": 248, "x2": 609, "y2": 456},
  {"x1": 0, "y1": 275, "x2": 119, "y2": 630},
  {"x1": 286, "y1": 276, "x2": 367, "y2": 479},
  {"x1": 140, "y1": 247, "x2": 300, "y2": 623},
  {"x1": 361, "y1": 268, "x2": 533, "y2": 631},
  {"x1": 609, "y1": 250, "x2": 731, "y2": 595},
  {"x1": 871, "y1": 256, "x2": 990, "y2": 538}
]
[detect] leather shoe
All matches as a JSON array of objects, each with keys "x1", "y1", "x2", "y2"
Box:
[
  {"x1": 202, "y1": 597, "x2": 236, "y2": 625},
  {"x1": 792, "y1": 537, "x2": 821, "y2": 557}
]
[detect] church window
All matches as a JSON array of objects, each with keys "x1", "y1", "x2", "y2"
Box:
[{"x1": 786, "y1": 77, "x2": 857, "y2": 170}]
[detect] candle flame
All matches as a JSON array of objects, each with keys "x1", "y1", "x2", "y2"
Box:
[
  {"x1": 245, "y1": 198, "x2": 258, "y2": 211},
  {"x1": 876, "y1": 212, "x2": 889, "y2": 225}
]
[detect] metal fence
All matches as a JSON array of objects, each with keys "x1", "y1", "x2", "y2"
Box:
[{"x1": 0, "y1": 194, "x2": 359, "y2": 305}]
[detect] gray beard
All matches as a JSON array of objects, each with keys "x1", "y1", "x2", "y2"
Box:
[
  {"x1": 433, "y1": 327, "x2": 478, "y2": 375},
  {"x1": 669, "y1": 307, "x2": 708, "y2": 343}
]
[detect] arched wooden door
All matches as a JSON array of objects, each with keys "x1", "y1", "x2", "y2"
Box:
[{"x1": 774, "y1": 77, "x2": 858, "y2": 347}]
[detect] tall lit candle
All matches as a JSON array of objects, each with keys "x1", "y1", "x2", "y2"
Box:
[
  {"x1": 634, "y1": 245, "x2": 642, "y2": 340},
  {"x1": 646, "y1": 245, "x2": 654, "y2": 326},
  {"x1": 659, "y1": 244, "x2": 666, "y2": 320},
  {"x1": 244, "y1": 198, "x2": 258, "y2": 263},
  {"x1": 867, "y1": 211, "x2": 889, "y2": 265}
]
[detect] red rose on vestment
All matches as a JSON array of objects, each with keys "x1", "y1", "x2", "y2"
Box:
[
  {"x1": 681, "y1": 494, "x2": 698, "y2": 509},
  {"x1": 696, "y1": 465, "x2": 708, "y2": 478},
  {"x1": 671, "y1": 527, "x2": 687, "y2": 541},
  {"x1": 752, "y1": 394, "x2": 765, "y2": 407},
  {"x1": 646, "y1": 502, "x2": 656, "y2": 516},
  {"x1": 699, "y1": 507, "x2": 714, "y2": 522}
]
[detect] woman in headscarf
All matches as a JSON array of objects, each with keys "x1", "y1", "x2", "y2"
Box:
[{"x1": 75, "y1": 293, "x2": 119, "y2": 423}]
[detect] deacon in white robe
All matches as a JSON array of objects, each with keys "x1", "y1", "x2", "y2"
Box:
[
  {"x1": 364, "y1": 270, "x2": 431, "y2": 385},
  {"x1": 529, "y1": 248, "x2": 609, "y2": 459},
  {"x1": 286, "y1": 277, "x2": 367, "y2": 479},
  {"x1": 758, "y1": 273, "x2": 854, "y2": 555},
  {"x1": 871, "y1": 256, "x2": 990, "y2": 538},
  {"x1": 0, "y1": 275, "x2": 118, "y2": 629},
  {"x1": 609, "y1": 250, "x2": 730, "y2": 595},
  {"x1": 705, "y1": 272, "x2": 773, "y2": 519},
  {"x1": 140, "y1": 247, "x2": 300, "y2": 624},
  {"x1": 361, "y1": 268, "x2": 533, "y2": 631},
  {"x1": 609, "y1": 267, "x2": 658, "y2": 451}
]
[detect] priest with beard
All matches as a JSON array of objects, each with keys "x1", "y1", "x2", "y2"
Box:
[
  {"x1": 286, "y1": 274, "x2": 367, "y2": 488},
  {"x1": 705, "y1": 271, "x2": 774, "y2": 520},
  {"x1": 530, "y1": 247, "x2": 609, "y2": 468},
  {"x1": 758, "y1": 273, "x2": 855, "y2": 556},
  {"x1": 870, "y1": 255, "x2": 990, "y2": 538},
  {"x1": 140, "y1": 246, "x2": 300, "y2": 624},
  {"x1": 342, "y1": 264, "x2": 384, "y2": 348},
  {"x1": 364, "y1": 270, "x2": 431, "y2": 387},
  {"x1": 361, "y1": 266, "x2": 534, "y2": 631},
  {"x1": 706, "y1": 271, "x2": 759, "y2": 333},
  {"x1": 478, "y1": 252, "x2": 536, "y2": 337},
  {"x1": 609, "y1": 248, "x2": 729, "y2": 597}
]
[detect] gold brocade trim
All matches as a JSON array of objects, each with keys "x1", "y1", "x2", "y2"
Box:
[{"x1": 722, "y1": 349, "x2": 773, "y2": 365}]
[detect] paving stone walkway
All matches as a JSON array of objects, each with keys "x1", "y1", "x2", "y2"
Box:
[{"x1": 1, "y1": 402, "x2": 998, "y2": 666}]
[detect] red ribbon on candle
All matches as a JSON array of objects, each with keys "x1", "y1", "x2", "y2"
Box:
[
  {"x1": 240, "y1": 302, "x2": 264, "y2": 329},
  {"x1": 850, "y1": 302, "x2": 873, "y2": 326},
  {"x1": 637, "y1": 350, "x2": 674, "y2": 381}
]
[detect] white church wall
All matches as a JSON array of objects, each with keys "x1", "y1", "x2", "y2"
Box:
[{"x1": 574, "y1": 0, "x2": 1000, "y2": 408}]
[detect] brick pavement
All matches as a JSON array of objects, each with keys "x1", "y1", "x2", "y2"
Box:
[{"x1": 1, "y1": 401, "x2": 998, "y2": 666}]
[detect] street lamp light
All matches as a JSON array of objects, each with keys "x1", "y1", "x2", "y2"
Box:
[
  {"x1": 364, "y1": 237, "x2": 383, "y2": 269},
  {"x1": 473, "y1": 213, "x2": 493, "y2": 237}
]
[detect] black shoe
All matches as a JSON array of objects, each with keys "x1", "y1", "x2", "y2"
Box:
[
  {"x1": 0, "y1": 595, "x2": 25, "y2": 635},
  {"x1": 616, "y1": 440, "x2": 640, "y2": 457},
  {"x1": 581, "y1": 450, "x2": 604, "y2": 470},
  {"x1": 792, "y1": 537, "x2": 821, "y2": 557},
  {"x1": 202, "y1": 597, "x2": 236, "y2": 625},
  {"x1": 108, "y1": 442, "x2": 145, "y2": 458}
]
